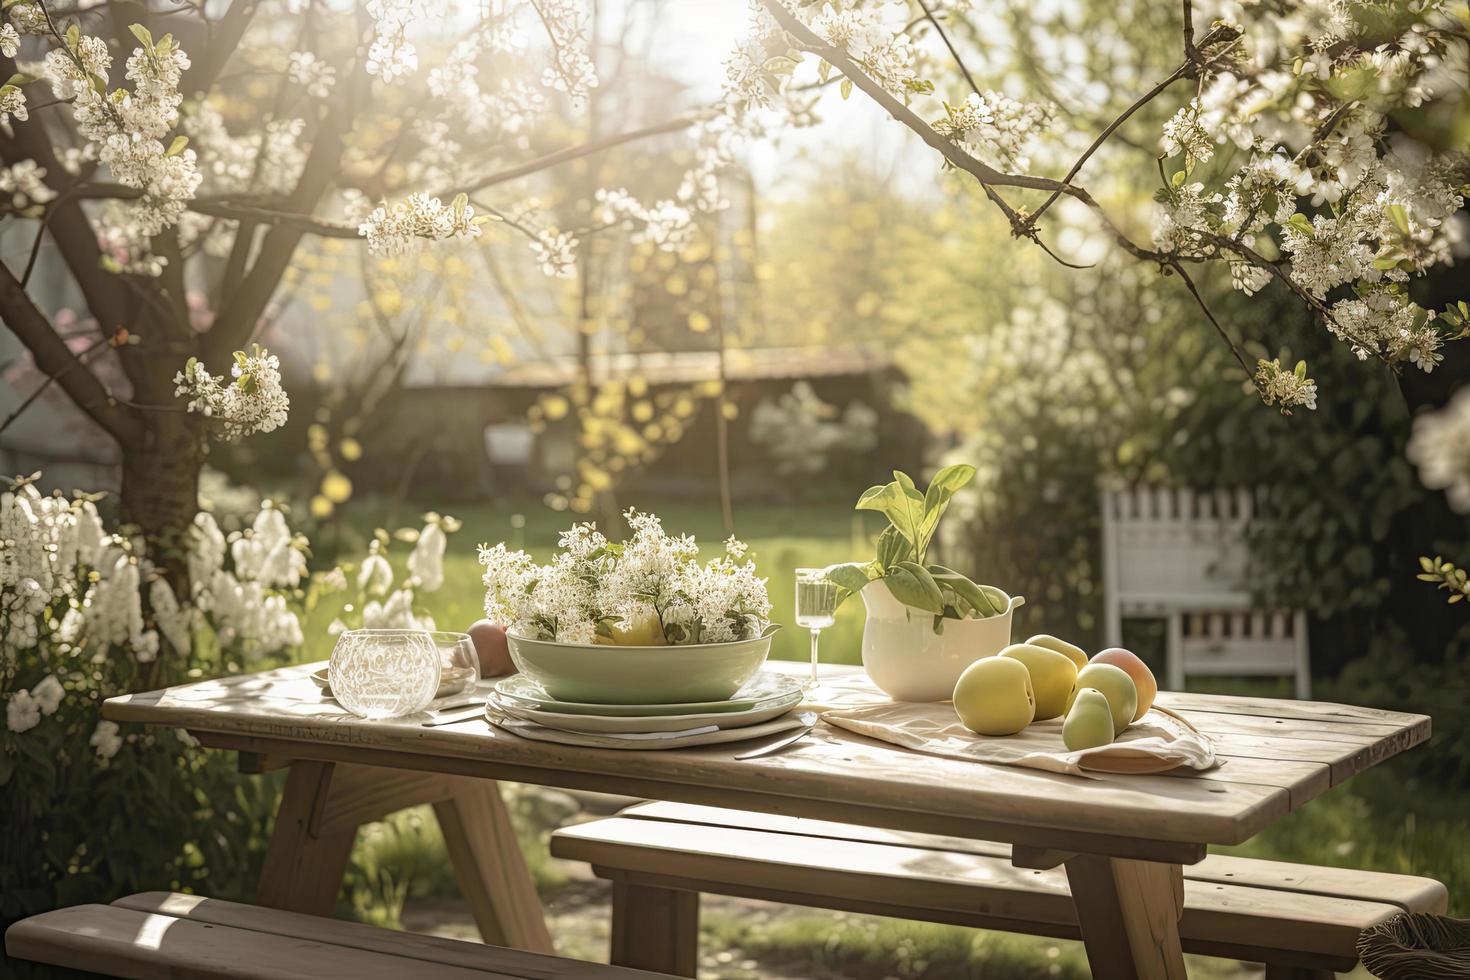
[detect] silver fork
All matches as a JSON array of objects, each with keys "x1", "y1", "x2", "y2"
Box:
[{"x1": 734, "y1": 712, "x2": 818, "y2": 760}]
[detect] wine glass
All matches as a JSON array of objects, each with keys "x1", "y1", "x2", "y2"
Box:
[
  {"x1": 328, "y1": 629, "x2": 441, "y2": 720},
  {"x1": 795, "y1": 568, "x2": 839, "y2": 694},
  {"x1": 426, "y1": 630, "x2": 480, "y2": 703}
]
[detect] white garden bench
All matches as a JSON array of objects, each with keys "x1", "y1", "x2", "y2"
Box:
[
  {"x1": 1101, "y1": 485, "x2": 1312, "y2": 699},
  {"x1": 4, "y1": 891, "x2": 669, "y2": 979},
  {"x1": 552, "y1": 802, "x2": 1447, "y2": 978}
]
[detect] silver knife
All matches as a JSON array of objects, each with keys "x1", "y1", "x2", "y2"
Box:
[
  {"x1": 422, "y1": 705, "x2": 488, "y2": 727},
  {"x1": 734, "y1": 712, "x2": 818, "y2": 760}
]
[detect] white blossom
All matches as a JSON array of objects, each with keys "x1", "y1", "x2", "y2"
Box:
[
  {"x1": 934, "y1": 90, "x2": 1051, "y2": 171},
  {"x1": 593, "y1": 189, "x2": 693, "y2": 250},
  {"x1": 89, "y1": 719, "x2": 122, "y2": 760},
  {"x1": 0, "y1": 159, "x2": 56, "y2": 208},
  {"x1": 1255, "y1": 358, "x2": 1318, "y2": 415},
  {"x1": 365, "y1": 0, "x2": 419, "y2": 81},
  {"x1": 811, "y1": 2, "x2": 917, "y2": 99},
  {"x1": 408, "y1": 522, "x2": 446, "y2": 592},
  {"x1": 0, "y1": 84, "x2": 27, "y2": 124},
  {"x1": 0, "y1": 23, "x2": 19, "y2": 58},
  {"x1": 357, "y1": 551, "x2": 394, "y2": 597},
  {"x1": 44, "y1": 29, "x2": 200, "y2": 238},
  {"x1": 287, "y1": 50, "x2": 335, "y2": 98},
  {"x1": 1161, "y1": 98, "x2": 1215, "y2": 161},
  {"x1": 530, "y1": 227, "x2": 579, "y2": 278},
  {"x1": 32, "y1": 674, "x2": 64, "y2": 715},
  {"x1": 533, "y1": 0, "x2": 599, "y2": 104},
  {"x1": 174, "y1": 345, "x2": 290, "y2": 441},
  {"x1": 480, "y1": 510, "x2": 769, "y2": 645},
  {"x1": 1407, "y1": 388, "x2": 1470, "y2": 512},
  {"x1": 6, "y1": 690, "x2": 40, "y2": 733},
  {"x1": 358, "y1": 193, "x2": 483, "y2": 257}
]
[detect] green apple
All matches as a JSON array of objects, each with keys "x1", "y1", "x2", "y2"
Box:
[
  {"x1": 1068, "y1": 662, "x2": 1137, "y2": 734},
  {"x1": 1025, "y1": 633, "x2": 1088, "y2": 671},
  {"x1": 1063, "y1": 688, "x2": 1115, "y2": 751},
  {"x1": 999, "y1": 643, "x2": 1078, "y2": 721},
  {"x1": 1091, "y1": 648, "x2": 1157, "y2": 721},
  {"x1": 953, "y1": 657, "x2": 1035, "y2": 736}
]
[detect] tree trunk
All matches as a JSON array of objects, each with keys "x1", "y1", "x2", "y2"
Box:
[{"x1": 119, "y1": 410, "x2": 205, "y2": 594}]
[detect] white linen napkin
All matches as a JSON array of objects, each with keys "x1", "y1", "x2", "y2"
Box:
[{"x1": 820, "y1": 700, "x2": 1218, "y2": 776}]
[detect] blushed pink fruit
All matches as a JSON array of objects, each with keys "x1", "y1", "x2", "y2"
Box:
[
  {"x1": 468, "y1": 619, "x2": 515, "y2": 677},
  {"x1": 1091, "y1": 647, "x2": 1156, "y2": 721}
]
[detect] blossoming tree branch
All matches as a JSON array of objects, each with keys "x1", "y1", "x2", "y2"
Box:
[
  {"x1": 728, "y1": 0, "x2": 1467, "y2": 414},
  {"x1": 0, "y1": 0, "x2": 733, "y2": 565}
]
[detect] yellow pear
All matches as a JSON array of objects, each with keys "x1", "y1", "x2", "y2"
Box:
[
  {"x1": 1026, "y1": 634, "x2": 1089, "y2": 671},
  {"x1": 1063, "y1": 689, "x2": 1115, "y2": 751},
  {"x1": 953, "y1": 657, "x2": 1035, "y2": 736},
  {"x1": 1067, "y1": 662, "x2": 1138, "y2": 733},
  {"x1": 597, "y1": 607, "x2": 667, "y2": 646},
  {"x1": 999, "y1": 643, "x2": 1078, "y2": 721}
]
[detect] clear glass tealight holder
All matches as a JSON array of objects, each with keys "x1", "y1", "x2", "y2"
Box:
[
  {"x1": 328, "y1": 628, "x2": 441, "y2": 720},
  {"x1": 426, "y1": 630, "x2": 480, "y2": 702}
]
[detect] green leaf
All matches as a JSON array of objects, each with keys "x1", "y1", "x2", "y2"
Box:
[
  {"x1": 916, "y1": 464, "x2": 975, "y2": 558},
  {"x1": 128, "y1": 23, "x2": 153, "y2": 49},
  {"x1": 1386, "y1": 203, "x2": 1410, "y2": 236},
  {"x1": 927, "y1": 564, "x2": 995, "y2": 617},
  {"x1": 822, "y1": 562, "x2": 875, "y2": 595},
  {"x1": 882, "y1": 564, "x2": 944, "y2": 614},
  {"x1": 840, "y1": 78, "x2": 853, "y2": 100},
  {"x1": 854, "y1": 478, "x2": 924, "y2": 547},
  {"x1": 875, "y1": 525, "x2": 910, "y2": 570},
  {"x1": 165, "y1": 135, "x2": 189, "y2": 157},
  {"x1": 5, "y1": 72, "x2": 35, "y2": 88}
]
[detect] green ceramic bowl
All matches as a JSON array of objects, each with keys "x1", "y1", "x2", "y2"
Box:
[{"x1": 505, "y1": 626, "x2": 780, "y2": 705}]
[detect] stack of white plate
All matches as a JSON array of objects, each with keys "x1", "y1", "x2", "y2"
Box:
[{"x1": 486, "y1": 672, "x2": 806, "y2": 749}]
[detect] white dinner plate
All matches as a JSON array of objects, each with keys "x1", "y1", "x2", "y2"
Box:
[
  {"x1": 487, "y1": 688, "x2": 800, "y2": 734},
  {"x1": 491, "y1": 671, "x2": 803, "y2": 718},
  {"x1": 487, "y1": 711, "x2": 808, "y2": 750}
]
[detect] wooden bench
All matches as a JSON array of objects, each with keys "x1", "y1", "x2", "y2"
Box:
[
  {"x1": 4, "y1": 890, "x2": 668, "y2": 979},
  {"x1": 551, "y1": 802, "x2": 1448, "y2": 978}
]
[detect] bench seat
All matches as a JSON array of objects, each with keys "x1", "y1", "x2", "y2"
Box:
[
  {"x1": 4, "y1": 891, "x2": 667, "y2": 979},
  {"x1": 551, "y1": 801, "x2": 1448, "y2": 976}
]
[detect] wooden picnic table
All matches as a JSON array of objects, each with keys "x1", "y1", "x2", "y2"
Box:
[{"x1": 103, "y1": 659, "x2": 1430, "y2": 980}]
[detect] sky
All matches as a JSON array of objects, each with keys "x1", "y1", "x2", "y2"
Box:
[{"x1": 622, "y1": 0, "x2": 938, "y2": 199}]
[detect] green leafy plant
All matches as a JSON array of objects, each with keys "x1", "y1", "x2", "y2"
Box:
[{"x1": 822, "y1": 465, "x2": 1013, "y2": 631}]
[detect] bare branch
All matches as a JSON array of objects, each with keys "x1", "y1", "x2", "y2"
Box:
[
  {"x1": 1171, "y1": 260, "x2": 1255, "y2": 384},
  {"x1": 453, "y1": 114, "x2": 702, "y2": 195},
  {"x1": 914, "y1": 0, "x2": 980, "y2": 97},
  {"x1": 761, "y1": 0, "x2": 1173, "y2": 265},
  {"x1": 0, "y1": 260, "x2": 144, "y2": 444},
  {"x1": 0, "y1": 332, "x2": 110, "y2": 436},
  {"x1": 206, "y1": 109, "x2": 346, "y2": 363}
]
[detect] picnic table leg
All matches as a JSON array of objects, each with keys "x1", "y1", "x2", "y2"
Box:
[
  {"x1": 1064, "y1": 853, "x2": 1186, "y2": 980},
  {"x1": 434, "y1": 779, "x2": 555, "y2": 952},
  {"x1": 254, "y1": 760, "x2": 552, "y2": 953},
  {"x1": 609, "y1": 881, "x2": 699, "y2": 976}
]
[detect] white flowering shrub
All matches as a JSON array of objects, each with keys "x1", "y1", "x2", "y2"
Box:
[
  {"x1": 481, "y1": 509, "x2": 771, "y2": 645},
  {"x1": 0, "y1": 474, "x2": 455, "y2": 917},
  {"x1": 749, "y1": 381, "x2": 879, "y2": 476}
]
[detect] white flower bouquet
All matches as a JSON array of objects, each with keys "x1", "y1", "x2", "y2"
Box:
[{"x1": 479, "y1": 509, "x2": 771, "y2": 646}]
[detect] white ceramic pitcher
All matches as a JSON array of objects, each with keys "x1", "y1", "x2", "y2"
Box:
[{"x1": 859, "y1": 579, "x2": 1024, "y2": 702}]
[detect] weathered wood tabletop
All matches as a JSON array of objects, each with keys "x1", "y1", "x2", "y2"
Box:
[{"x1": 104, "y1": 659, "x2": 1430, "y2": 979}]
